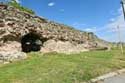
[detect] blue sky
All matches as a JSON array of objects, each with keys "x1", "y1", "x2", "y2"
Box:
[{"x1": 16, "y1": 0, "x2": 125, "y2": 42}]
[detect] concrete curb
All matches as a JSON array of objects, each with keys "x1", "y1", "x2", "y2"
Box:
[{"x1": 82, "y1": 69, "x2": 125, "y2": 83}]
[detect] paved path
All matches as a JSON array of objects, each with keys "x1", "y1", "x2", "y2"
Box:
[{"x1": 103, "y1": 73, "x2": 125, "y2": 83}]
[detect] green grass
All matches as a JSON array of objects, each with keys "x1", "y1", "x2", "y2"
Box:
[{"x1": 0, "y1": 49, "x2": 125, "y2": 83}]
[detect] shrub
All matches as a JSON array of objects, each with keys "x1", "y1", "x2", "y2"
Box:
[{"x1": 8, "y1": 0, "x2": 35, "y2": 14}]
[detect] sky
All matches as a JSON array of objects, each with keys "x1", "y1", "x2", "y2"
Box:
[{"x1": 14, "y1": 0, "x2": 125, "y2": 42}]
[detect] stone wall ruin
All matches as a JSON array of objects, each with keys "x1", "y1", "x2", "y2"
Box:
[{"x1": 0, "y1": 4, "x2": 109, "y2": 63}]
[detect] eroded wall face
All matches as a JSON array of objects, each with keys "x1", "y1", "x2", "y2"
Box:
[
  {"x1": 0, "y1": 5, "x2": 88, "y2": 45},
  {"x1": 0, "y1": 5, "x2": 106, "y2": 54}
]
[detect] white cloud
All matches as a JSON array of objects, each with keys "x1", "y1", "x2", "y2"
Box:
[
  {"x1": 15, "y1": 0, "x2": 20, "y2": 3},
  {"x1": 96, "y1": 10, "x2": 125, "y2": 33},
  {"x1": 72, "y1": 22, "x2": 86, "y2": 27},
  {"x1": 110, "y1": 18, "x2": 115, "y2": 22},
  {"x1": 110, "y1": 10, "x2": 119, "y2": 16},
  {"x1": 48, "y1": 2, "x2": 55, "y2": 7},
  {"x1": 84, "y1": 27, "x2": 97, "y2": 32},
  {"x1": 97, "y1": 11, "x2": 125, "y2": 42},
  {"x1": 105, "y1": 15, "x2": 125, "y2": 32},
  {"x1": 72, "y1": 22, "x2": 97, "y2": 32},
  {"x1": 117, "y1": 7, "x2": 122, "y2": 15},
  {"x1": 85, "y1": 28, "x2": 92, "y2": 31},
  {"x1": 116, "y1": 4, "x2": 125, "y2": 15},
  {"x1": 110, "y1": 6, "x2": 123, "y2": 16},
  {"x1": 59, "y1": 9, "x2": 65, "y2": 12}
]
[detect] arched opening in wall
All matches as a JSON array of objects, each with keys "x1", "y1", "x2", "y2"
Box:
[{"x1": 21, "y1": 33, "x2": 42, "y2": 52}]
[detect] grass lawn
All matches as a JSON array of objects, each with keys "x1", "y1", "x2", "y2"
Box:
[{"x1": 0, "y1": 49, "x2": 125, "y2": 83}]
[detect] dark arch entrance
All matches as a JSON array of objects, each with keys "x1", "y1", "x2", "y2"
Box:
[{"x1": 21, "y1": 33, "x2": 42, "y2": 52}]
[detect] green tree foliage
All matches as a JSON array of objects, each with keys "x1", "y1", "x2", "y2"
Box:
[{"x1": 8, "y1": 0, "x2": 35, "y2": 14}]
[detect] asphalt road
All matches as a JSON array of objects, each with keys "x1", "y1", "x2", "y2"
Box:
[{"x1": 103, "y1": 73, "x2": 125, "y2": 83}]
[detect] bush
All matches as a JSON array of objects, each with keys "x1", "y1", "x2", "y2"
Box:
[{"x1": 8, "y1": 0, "x2": 35, "y2": 14}]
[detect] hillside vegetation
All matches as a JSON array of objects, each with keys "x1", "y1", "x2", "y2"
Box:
[{"x1": 5, "y1": 0, "x2": 35, "y2": 14}]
